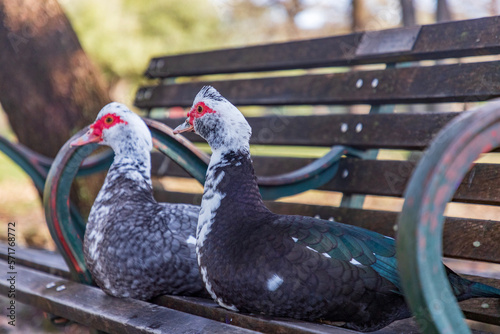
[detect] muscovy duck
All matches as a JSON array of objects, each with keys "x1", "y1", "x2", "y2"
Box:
[
  {"x1": 71, "y1": 102, "x2": 205, "y2": 300},
  {"x1": 173, "y1": 86, "x2": 500, "y2": 331}
]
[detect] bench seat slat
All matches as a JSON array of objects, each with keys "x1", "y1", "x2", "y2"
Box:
[
  {"x1": 145, "y1": 16, "x2": 500, "y2": 78},
  {"x1": 0, "y1": 244, "x2": 496, "y2": 330},
  {"x1": 160, "y1": 113, "x2": 458, "y2": 149},
  {"x1": 0, "y1": 243, "x2": 70, "y2": 279},
  {"x1": 0, "y1": 261, "x2": 257, "y2": 334},
  {"x1": 136, "y1": 61, "x2": 500, "y2": 108},
  {"x1": 155, "y1": 295, "x2": 426, "y2": 334}
]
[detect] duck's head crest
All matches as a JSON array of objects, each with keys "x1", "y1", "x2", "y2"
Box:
[
  {"x1": 174, "y1": 86, "x2": 251, "y2": 152},
  {"x1": 71, "y1": 102, "x2": 153, "y2": 154}
]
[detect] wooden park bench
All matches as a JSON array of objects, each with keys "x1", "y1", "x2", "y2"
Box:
[{"x1": 1, "y1": 15, "x2": 500, "y2": 333}]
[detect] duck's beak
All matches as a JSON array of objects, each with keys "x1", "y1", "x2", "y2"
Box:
[
  {"x1": 173, "y1": 120, "x2": 194, "y2": 134},
  {"x1": 70, "y1": 129, "x2": 101, "y2": 147}
]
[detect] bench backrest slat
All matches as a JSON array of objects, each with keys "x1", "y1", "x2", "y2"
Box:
[
  {"x1": 145, "y1": 16, "x2": 500, "y2": 78},
  {"x1": 137, "y1": 61, "x2": 500, "y2": 108},
  {"x1": 160, "y1": 113, "x2": 458, "y2": 149},
  {"x1": 324, "y1": 159, "x2": 500, "y2": 205}
]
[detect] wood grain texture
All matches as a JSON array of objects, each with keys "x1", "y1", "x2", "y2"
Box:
[
  {"x1": 159, "y1": 113, "x2": 458, "y2": 149},
  {"x1": 145, "y1": 16, "x2": 500, "y2": 78},
  {"x1": 0, "y1": 261, "x2": 257, "y2": 334},
  {"x1": 1, "y1": 243, "x2": 497, "y2": 329},
  {"x1": 136, "y1": 61, "x2": 500, "y2": 108},
  {"x1": 0, "y1": 241, "x2": 70, "y2": 279},
  {"x1": 323, "y1": 159, "x2": 500, "y2": 205}
]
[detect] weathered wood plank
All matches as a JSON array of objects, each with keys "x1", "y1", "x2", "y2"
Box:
[
  {"x1": 136, "y1": 61, "x2": 500, "y2": 108},
  {"x1": 154, "y1": 296, "x2": 355, "y2": 334},
  {"x1": 0, "y1": 241, "x2": 70, "y2": 275},
  {"x1": 155, "y1": 293, "x2": 499, "y2": 331},
  {"x1": 1, "y1": 243, "x2": 497, "y2": 329},
  {"x1": 461, "y1": 274, "x2": 500, "y2": 326},
  {"x1": 159, "y1": 113, "x2": 458, "y2": 149},
  {"x1": 0, "y1": 262, "x2": 258, "y2": 334},
  {"x1": 323, "y1": 159, "x2": 500, "y2": 205},
  {"x1": 155, "y1": 294, "x2": 430, "y2": 334},
  {"x1": 0, "y1": 241, "x2": 70, "y2": 279},
  {"x1": 145, "y1": 16, "x2": 500, "y2": 78}
]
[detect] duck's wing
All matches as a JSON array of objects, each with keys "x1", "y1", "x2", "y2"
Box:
[
  {"x1": 155, "y1": 203, "x2": 200, "y2": 240},
  {"x1": 273, "y1": 214, "x2": 401, "y2": 291}
]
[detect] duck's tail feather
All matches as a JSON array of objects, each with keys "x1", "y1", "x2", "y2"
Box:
[
  {"x1": 467, "y1": 280, "x2": 500, "y2": 299},
  {"x1": 446, "y1": 267, "x2": 500, "y2": 301},
  {"x1": 371, "y1": 257, "x2": 500, "y2": 300}
]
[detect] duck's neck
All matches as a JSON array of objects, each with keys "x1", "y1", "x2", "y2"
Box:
[
  {"x1": 89, "y1": 149, "x2": 153, "y2": 226},
  {"x1": 108, "y1": 150, "x2": 152, "y2": 189},
  {"x1": 208, "y1": 148, "x2": 263, "y2": 207},
  {"x1": 198, "y1": 148, "x2": 267, "y2": 244}
]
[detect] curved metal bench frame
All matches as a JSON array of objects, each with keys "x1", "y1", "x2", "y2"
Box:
[
  {"x1": 43, "y1": 118, "x2": 357, "y2": 284},
  {"x1": 398, "y1": 100, "x2": 500, "y2": 334},
  {"x1": 0, "y1": 136, "x2": 114, "y2": 231},
  {"x1": 0, "y1": 136, "x2": 48, "y2": 193}
]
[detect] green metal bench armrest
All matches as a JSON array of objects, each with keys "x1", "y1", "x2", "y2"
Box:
[
  {"x1": 0, "y1": 136, "x2": 49, "y2": 193},
  {"x1": 0, "y1": 135, "x2": 113, "y2": 243},
  {"x1": 43, "y1": 128, "x2": 97, "y2": 284},
  {"x1": 257, "y1": 146, "x2": 362, "y2": 200},
  {"x1": 44, "y1": 118, "x2": 358, "y2": 283},
  {"x1": 1, "y1": 135, "x2": 114, "y2": 179},
  {"x1": 397, "y1": 99, "x2": 500, "y2": 334}
]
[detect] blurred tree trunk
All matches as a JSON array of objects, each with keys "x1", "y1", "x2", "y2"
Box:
[
  {"x1": 400, "y1": 0, "x2": 416, "y2": 27},
  {"x1": 280, "y1": 0, "x2": 303, "y2": 38},
  {"x1": 436, "y1": 0, "x2": 452, "y2": 22},
  {"x1": 0, "y1": 0, "x2": 110, "y2": 156},
  {"x1": 490, "y1": 0, "x2": 498, "y2": 15},
  {"x1": 351, "y1": 0, "x2": 369, "y2": 31},
  {"x1": 0, "y1": 0, "x2": 110, "y2": 215}
]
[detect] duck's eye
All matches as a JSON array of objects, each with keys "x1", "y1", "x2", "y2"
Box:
[
  {"x1": 197, "y1": 105, "x2": 203, "y2": 113},
  {"x1": 104, "y1": 116, "x2": 113, "y2": 124}
]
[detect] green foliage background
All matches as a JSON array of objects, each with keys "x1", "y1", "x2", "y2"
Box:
[{"x1": 61, "y1": 0, "x2": 223, "y2": 82}]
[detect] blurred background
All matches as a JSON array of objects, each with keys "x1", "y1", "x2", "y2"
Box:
[{"x1": 0, "y1": 0, "x2": 499, "y2": 332}]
